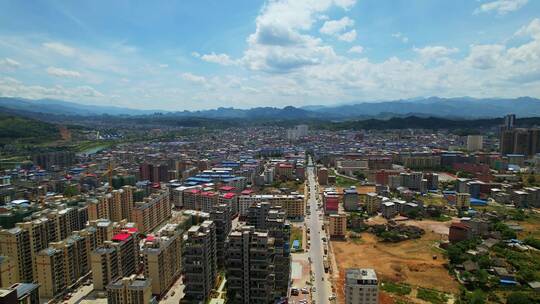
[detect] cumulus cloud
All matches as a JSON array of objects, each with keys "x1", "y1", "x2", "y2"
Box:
[
  {"x1": 0, "y1": 77, "x2": 103, "y2": 100},
  {"x1": 241, "y1": 0, "x2": 356, "y2": 73},
  {"x1": 466, "y1": 44, "x2": 505, "y2": 69},
  {"x1": 413, "y1": 46, "x2": 459, "y2": 61},
  {"x1": 391, "y1": 32, "x2": 409, "y2": 43},
  {"x1": 0, "y1": 57, "x2": 20, "y2": 69},
  {"x1": 200, "y1": 52, "x2": 236, "y2": 66},
  {"x1": 43, "y1": 42, "x2": 76, "y2": 56},
  {"x1": 348, "y1": 45, "x2": 364, "y2": 54},
  {"x1": 338, "y1": 30, "x2": 357, "y2": 42},
  {"x1": 46, "y1": 66, "x2": 81, "y2": 78},
  {"x1": 320, "y1": 17, "x2": 354, "y2": 35},
  {"x1": 474, "y1": 0, "x2": 528, "y2": 15},
  {"x1": 515, "y1": 18, "x2": 540, "y2": 39},
  {"x1": 181, "y1": 72, "x2": 206, "y2": 84}
]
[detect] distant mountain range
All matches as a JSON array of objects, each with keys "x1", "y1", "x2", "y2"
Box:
[
  {"x1": 0, "y1": 97, "x2": 158, "y2": 116},
  {"x1": 1, "y1": 96, "x2": 540, "y2": 119}
]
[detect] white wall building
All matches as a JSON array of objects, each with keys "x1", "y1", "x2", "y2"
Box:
[{"x1": 345, "y1": 268, "x2": 379, "y2": 304}]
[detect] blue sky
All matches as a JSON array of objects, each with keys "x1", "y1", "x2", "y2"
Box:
[{"x1": 0, "y1": 0, "x2": 539, "y2": 110}]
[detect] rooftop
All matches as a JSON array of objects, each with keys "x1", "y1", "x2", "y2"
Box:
[
  {"x1": 346, "y1": 268, "x2": 378, "y2": 284},
  {"x1": 112, "y1": 232, "x2": 131, "y2": 242}
]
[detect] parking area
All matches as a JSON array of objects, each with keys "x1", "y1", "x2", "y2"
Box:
[{"x1": 290, "y1": 251, "x2": 313, "y2": 304}]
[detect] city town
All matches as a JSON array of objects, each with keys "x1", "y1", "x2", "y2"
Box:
[
  {"x1": 0, "y1": 114, "x2": 539, "y2": 304},
  {"x1": 1, "y1": 1, "x2": 540, "y2": 303}
]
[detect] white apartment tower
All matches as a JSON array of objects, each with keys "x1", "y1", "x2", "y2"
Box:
[{"x1": 345, "y1": 268, "x2": 379, "y2": 304}]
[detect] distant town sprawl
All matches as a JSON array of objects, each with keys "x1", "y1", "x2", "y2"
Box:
[{"x1": 0, "y1": 115, "x2": 539, "y2": 304}]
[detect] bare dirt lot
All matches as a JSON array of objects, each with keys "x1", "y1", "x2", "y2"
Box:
[{"x1": 332, "y1": 219, "x2": 459, "y2": 304}]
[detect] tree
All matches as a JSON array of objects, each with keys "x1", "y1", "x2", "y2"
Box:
[
  {"x1": 63, "y1": 184, "x2": 79, "y2": 197},
  {"x1": 506, "y1": 292, "x2": 530, "y2": 304},
  {"x1": 527, "y1": 174, "x2": 536, "y2": 185},
  {"x1": 354, "y1": 172, "x2": 366, "y2": 180},
  {"x1": 468, "y1": 289, "x2": 485, "y2": 304},
  {"x1": 447, "y1": 245, "x2": 464, "y2": 264}
]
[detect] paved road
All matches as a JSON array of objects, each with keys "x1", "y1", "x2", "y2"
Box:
[{"x1": 307, "y1": 158, "x2": 328, "y2": 304}]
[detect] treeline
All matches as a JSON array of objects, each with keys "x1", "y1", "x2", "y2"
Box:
[{"x1": 0, "y1": 113, "x2": 60, "y2": 145}]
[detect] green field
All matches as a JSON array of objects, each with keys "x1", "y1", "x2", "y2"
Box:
[
  {"x1": 380, "y1": 281, "x2": 412, "y2": 296},
  {"x1": 290, "y1": 226, "x2": 303, "y2": 251}
]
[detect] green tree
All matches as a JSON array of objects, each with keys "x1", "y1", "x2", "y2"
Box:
[
  {"x1": 506, "y1": 292, "x2": 530, "y2": 304},
  {"x1": 527, "y1": 174, "x2": 536, "y2": 185},
  {"x1": 469, "y1": 289, "x2": 485, "y2": 304},
  {"x1": 63, "y1": 184, "x2": 79, "y2": 197}
]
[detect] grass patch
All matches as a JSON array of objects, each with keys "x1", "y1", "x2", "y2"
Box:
[
  {"x1": 417, "y1": 288, "x2": 449, "y2": 304},
  {"x1": 381, "y1": 281, "x2": 412, "y2": 296},
  {"x1": 419, "y1": 194, "x2": 447, "y2": 207},
  {"x1": 335, "y1": 175, "x2": 358, "y2": 188},
  {"x1": 290, "y1": 226, "x2": 303, "y2": 250},
  {"x1": 430, "y1": 214, "x2": 452, "y2": 222}
]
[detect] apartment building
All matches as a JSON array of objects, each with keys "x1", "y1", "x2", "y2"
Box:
[
  {"x1": 365, "y1": 193, "x2": 381, "y2": 215},
  {"x1": 219, "y1": 192, "x2": 238, "y2": 216},
  {"x1": 35, "y1": 227, "x2": 97, "y2": 299},
  {"x1": 183, "y1": 188, "x2": 201, "y2": 210},
  {"x1": 210, "y1": 203, "x2": 232, "y2": 269},
  {"x1": 0, "y1": 283, "x2": 40, "y2": 304},
  {"x1": 109, "y1": 186, "x2": 134, "y2": 222},
  {"x1": 343, "y1": 187, "x2": 360, "y2": 211},
  {"x1": 200, "y1": 191, "x2": 218, "y2": 213},
  {"x1": 142, "y1": 224, "x2": 182, "y2": 296},
  {"x1": 182, "y1": 221, "x2": 217, "y2": 303},
  {"x1": 329, "y1": 213, "x2": 347, "y2": 239},
  {"x1": 402, "y1": 155, "x2": 441, "y2": 169},
  {"x1": 238, "y1": 194, "x2": 304, "y2": 219},
  {"x1": 0, "y1": 256, "x2": 17, "y2": 288},
  {"x1": 89, "y1": 219, "x2": 114, "y2": 246},
  {"x1": 91, "y1": 231, "x2": 139, "y2": 291},
  {"x1": 244, "y1": 203, "x2": 290, "y2": 299},
  {"x1": 88, "y1": 195, "x2": 111, "y2": 221},
  {"x1": 345, "y1": 268, "x2": 379, "y2": 304},
  {"x1": 106, "y1": 275, "x2": 152, "y2": 304},
  {"x1": 226, "y1": 226, "x2": 276, "y2": 304},
  {"x1": 35, "y1": 247, "x2": 64, "y2": 299},
  {"x1": 318, "y1": 167, "x2": 329, "y2": 185},
  {"x1": 132, "y1": 189, "x2": 171, "y2": 233},
  {"x1": 0, "y1": 227, "x2": 33, "y2": 283}
]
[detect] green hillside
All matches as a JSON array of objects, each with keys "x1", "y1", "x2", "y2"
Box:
[{"x1": 0, "y1": 112, "x2": 60, "y2": 145}]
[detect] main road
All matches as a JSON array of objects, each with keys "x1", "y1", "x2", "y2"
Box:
[{"x1": 306, "y1": 157, "x2": 328, "y2": 304}]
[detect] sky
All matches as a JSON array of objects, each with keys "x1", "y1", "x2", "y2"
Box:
[{"x1": 0, "y1": 0, "x2": 539, "y2": 110}]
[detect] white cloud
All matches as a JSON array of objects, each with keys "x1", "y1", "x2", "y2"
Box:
[
  {"x1": 43, "y1": 42, "x2": 76, "y2": 56},
  {"x1": 348, "y1": 45, "x2": 364, "y2": 54},
  {"x1": 515, "y1": 18, "x2": 540, "y2": 40},
  {"x1": 334, "y1": 0, "x2": 356, "y2": 10},
  {"x1": 474, "y1": 0, "x2": 528, "y2": 15},
  {"x1": 413, "y1": 46, "x2": 459, "y2": 61},
  {"x1": 0, "y1": 77, "x2": 103, "y2": 100},
  {"x1": 466, "y1": 44, "x2": 505, "y2": 69},
  {"x1": 320, "y1": 17, "x2": 354, "y2": 35},
  {"x1": 181, "y1": 72, "x2": 207, "y2": 84},
  {"x1": 200, "y1": 52, "x2": 236, "y2": 66},
  {"x1": 338, "y1": 30, "x2": 357, "y2": 42},
  {"x1": 46, "y1": 66, "x2": 81, "y2": 78},
  {"x1": 391, "y1": 32, "x2": 409, "y2": 43},
  {"x1": 241, "y1": 0, "x2": 356, "y2": 73},
  {"x1": 0, "y1": 57, "x2": 20, "y2": 69}
]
